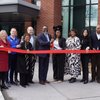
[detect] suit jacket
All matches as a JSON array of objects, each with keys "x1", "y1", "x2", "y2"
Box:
[
  {"x1": 91, "y1": 32, "x2": 100, "y2": 50},
  {"x1": 31, "y1": 35, "x2": 38, "y2": 50},
  {"x1": 58, "y1": 37, "x2": 66, "y2": 50},
  {"x1": 37, "y1": 33, "x2": 51, "y2": 57},
  {"x1": 54, "y1": 37, "x2": 66, "y2": 50},
  {"x1": 80, "y1": 36, "x2": 91, "y2": 50}
]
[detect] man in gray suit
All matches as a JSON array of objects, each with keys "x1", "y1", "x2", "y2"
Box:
[{"x1": 27, "y1": 26, "x2": 37, "y2": 83}]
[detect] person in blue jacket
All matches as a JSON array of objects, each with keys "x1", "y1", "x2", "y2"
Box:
[{"x1": 7, "y1": 28, "x2": 20, "y2": 85}]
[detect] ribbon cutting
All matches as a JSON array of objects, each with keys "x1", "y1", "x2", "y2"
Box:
[{"x1": 0, "y1": 47, "x2": 100, "y2": 54}]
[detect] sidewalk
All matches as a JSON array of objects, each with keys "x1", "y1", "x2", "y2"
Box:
[
  {"x1": 2, "y1": 63, "x2": 100, "y2": 100},
  {"x1": 0, "y1": 90, "x2": 4, "y2": 100}
]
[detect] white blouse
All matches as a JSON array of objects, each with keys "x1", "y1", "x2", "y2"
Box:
[{"x1": 54, "y1": 39, "x2": 62, "y2": 50}]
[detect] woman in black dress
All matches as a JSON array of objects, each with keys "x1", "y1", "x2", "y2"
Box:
[
  {"x1": 17, "y1": 34, "x2": 35, "y2": 88},
  {"x1": 52, "y1": 30, "x2": 66, "y2": 82},
  {"x1": 80, "y1": 29, "x2": 91, "y2": 84}
]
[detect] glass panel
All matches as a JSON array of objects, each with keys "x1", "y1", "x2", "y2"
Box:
[
  {"x1": 71, "y1": 0, "x2": 73, "y2": 6},
  {"x1": 85, "y1": 5, "x2": 90, "y2": 27},
  {"x1": 70, "y1": 7, "x2": 73, "y2": 30},
  {"x1": 91, "y1": 5, "x2": 98, "y2": 26},
  {"x1": 91, "y1": 0, "x2": 98, "y2": 3},
  {"x1": 86, "y1": 0, "x2": 90, "y2": 4},
  {"x1": 62, "y1": 0, "x2": 69, "y2": 6},
  {"x1": 62, "y1": 7, "x2": 69, "y2": 38}
]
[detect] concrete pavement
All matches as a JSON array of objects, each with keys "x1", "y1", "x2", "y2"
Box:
[
  {"x1": 0, "y1": 90, "x2": 4, "y2": 100},
  {"x1": 2, "y1": 63, "x2": 100, "y2": 100}
]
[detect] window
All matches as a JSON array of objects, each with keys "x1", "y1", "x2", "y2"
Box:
[
  {"x1": 62, "y1": 0, "x2": 98, "y2": 37},
  {"x1": 32, "y1": 0, "x2": 41, "y2": 6},
  {"x1": 85, "y1": 0, "x2": 98, "y2": 32}
]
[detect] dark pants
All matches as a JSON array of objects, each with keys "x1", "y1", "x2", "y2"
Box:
[
  {"x1": 53, "y1": 54, "x2": 65, "y2": 81},
  {"x1": 81, "y1": 54, "x2": 89, "y2": 81},
  {"x1": 9, "y1": 54, "x2": 18, "y2": 83},
  {"x1": 91, "y1": 54, "x2": 100, "y2": 81},
  {"x1": 28, "y1": 58, "x2": 36, "y2": 82},
  {"x1": 39, "y1": 56, "x2": 49, "y2": 82},
  {"x1": 20, "y1": 73, "x2": 28, "y2": 86},
  {"x1": 0, "y1": 72, "x2": 7, "y2": 85},
  {"x1": 6, "y1": 55, "x2": 10, "y2": 83},
  {"x1": 28, "y1": 73, "x2": 33, "y2": 82}
]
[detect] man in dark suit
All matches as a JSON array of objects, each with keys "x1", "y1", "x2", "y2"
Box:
[
  {"x1": 37, "y1": 26, "x2": 53, "y2": 85},
  {"x1": 91, "y1": 25, "x2": 100, "y2": 83}
]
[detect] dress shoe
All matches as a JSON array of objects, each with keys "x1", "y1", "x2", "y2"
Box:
[
  {"x1": 84, "y1": 80, "x2": 88, "y2": 84},
  {"x1": 1, "y1": 84, "x2": 9, "y2": 89},
  {"x1": 10, "y1": 81, "x2": 18, "y2": 85},
  {"x1": 45, "y1": 80, "x2": 50, "y2": 84},
  {"x1": 21, "y1": 85, "x2": 26, "y2": 88},
  {"x1": 25, "y1": 83, "x2": 29, "y2": 86},
  {"x1": 68, "y1": 78, "x2": 72, "y2": 81},
  {"x1": 90, "y1": 79, "x2": 95, "y2": 82},
  {"x1": 69, "y1": 78, "x2": 76, "y2": 83},
  {"x1": 80, "y1": 79, "x2": 84, "y2": 82},
  {"x1": 6, "y1": 82, "x2": 11, "y2": 87},
  {"x1": 29, "y1": 81, "x2": 34, "y2": 84},
  {"x1": 39, "y1": 81, "x2": 45, "y2": 85},
  {"x1": 97, "y1": 80, "x2": 100, "y2": 83},
  {"x1": 15, "y1": 79, "x2": 20, "y2": 83}
]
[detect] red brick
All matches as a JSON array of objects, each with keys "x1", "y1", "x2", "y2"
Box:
[{"x1": 36, "y1": 0, "x2": 62, "y2": 34}]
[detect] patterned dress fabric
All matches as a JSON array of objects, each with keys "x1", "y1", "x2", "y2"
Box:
[{"x1": 65, "y1": 36, "x2": 81, "y2": 78}]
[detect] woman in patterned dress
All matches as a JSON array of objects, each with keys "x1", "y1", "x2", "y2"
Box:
[
  {"x1": 65, "y1": 29, "x2": 81, "y2": 83},
  {"x1": 17, "y1": 34, "x2": 35, "y2": 88}
]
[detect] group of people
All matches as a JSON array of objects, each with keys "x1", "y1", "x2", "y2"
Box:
[
  {"x1": 0, "y1": 24, "x2": 100, "y2": 89},
  {"x1": 0, "y1": 27, "x2": 36, "y2": 89}
]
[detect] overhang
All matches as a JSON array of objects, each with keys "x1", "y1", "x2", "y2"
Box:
[{"x1": 0, "y1": 0, "x2": 40, "y2": 22}]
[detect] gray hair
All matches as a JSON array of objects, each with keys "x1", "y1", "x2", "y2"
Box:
[{"x1": 0, "y1": 30, "x2": 8, "y2": 39}]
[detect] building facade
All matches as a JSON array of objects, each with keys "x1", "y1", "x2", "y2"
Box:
[{"x1": 0, "y1": 0, "x2": 99, "y2": 37}]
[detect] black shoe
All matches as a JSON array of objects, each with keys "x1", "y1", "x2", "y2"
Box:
[
  {"x1": 1, "y1": 85, "x2": 9, "y2": 89},
  {"x1": 39, "y1": 81, "x2": 45, "y2": 85},
  {"x1": 97, "y1": 80, "x2": 100, "y2": 83},
  {"x1": 80, "y1": 79, "x2": 84, "y2": 82},
  {"x1": 29, "y1": 81, "x2": 34, "y2": 84},
  {"x1": 15, "y1": 80, "x2": 20, "y2": 84},
  {"x1": 10, "y1": 81, "x2": 18, "y2": 85},
  {"x1": 45, "y1": 80, "x2": 50, "y2": 84},
  {"x1": 84, "y1": 80, "x2": 88, "y2": 84},
  {"x1": 21, "y1": 85, "x2": 26, "y2": 88},
  {"x1": 68, "y1": 78, "x2": 73, "y2": 81},
  {"x1": 69, "y1": 78, "x2": 76, "y2": 83},
  {"x1": 25, "y1": 83, "x2": 29, "y2": 86},
  {"x1": 90, "y1": 79, "x2": 95, "y2": 82}
]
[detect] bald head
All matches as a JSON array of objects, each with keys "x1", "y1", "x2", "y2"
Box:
[
  {"x1": 42, "y1": 26, "x2": 48, "y2": 32},
  {"x1": 27, "y1": 26, "x2": 34, "y2": 35},
  {"x1": 96, "y1": 25, "x2": 100, "y2": 34}
]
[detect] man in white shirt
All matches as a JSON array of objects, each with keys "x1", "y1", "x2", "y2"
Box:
[{"x1": 27, "y1": 26, "x2": 37, "y2": 83}]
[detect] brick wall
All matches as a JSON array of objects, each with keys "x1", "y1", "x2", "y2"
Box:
[{"x1": 36, "y1": 0, "x2": 62, "y2": 34}]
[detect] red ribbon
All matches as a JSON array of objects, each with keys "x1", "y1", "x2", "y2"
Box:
[{"x1": 0, "y1": 47, "x2": 100, "y2": 54}]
